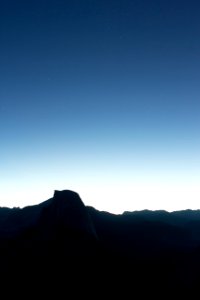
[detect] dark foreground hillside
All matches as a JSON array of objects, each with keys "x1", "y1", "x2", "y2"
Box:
[{"x1": 1, "y1": 190, "x2": 200, "y2": 297}]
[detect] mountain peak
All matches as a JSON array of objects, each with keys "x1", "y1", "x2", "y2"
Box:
[
  {"x1": 53, "y1": 190, "x2": 83, "y2": 207},
  {"x1": 49, "y1": 189, "x2": 97, "y2": 238}
]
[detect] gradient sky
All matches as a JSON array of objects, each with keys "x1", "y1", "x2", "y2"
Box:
[{"x1": 1, "y1": 0, "x2": 200, "y2": 213}]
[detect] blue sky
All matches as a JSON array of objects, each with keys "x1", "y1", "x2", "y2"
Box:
[{"x1": 0, "y1": 0, "x2": 200, "y2": 212}]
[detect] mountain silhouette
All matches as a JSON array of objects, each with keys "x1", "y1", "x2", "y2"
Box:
[
  {"x1": 38, "y1": 190, "x2": 98, "y2": 239},
  {"x1": 0, "y1": 189, "x2": 200, "y2": 296}
]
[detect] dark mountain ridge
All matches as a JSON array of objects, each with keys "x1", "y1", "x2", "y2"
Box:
[{"x1": 1, "y1": 190, "x2": 200, "y2": 296}]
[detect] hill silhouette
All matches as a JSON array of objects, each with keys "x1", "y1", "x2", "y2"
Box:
[{"x1": 0, "y1": 189, "x2": 200, "y2": 296}]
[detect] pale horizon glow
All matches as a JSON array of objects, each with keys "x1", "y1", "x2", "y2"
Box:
[
  {"x1": 1, "y1": 173, "x2": 200, "y2": 214},
  {"x1": 1, "y1": 141, "x2": 199, "y2": 213}
]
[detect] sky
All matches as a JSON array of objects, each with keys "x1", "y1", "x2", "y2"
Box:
[{"x1": 0, "y1": 0, "x2": 200, "y2": 213}]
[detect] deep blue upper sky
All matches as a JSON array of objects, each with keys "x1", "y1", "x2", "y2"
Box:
[{"x1": 1, "y1": 0, "x2": 200, "y2": 212}]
